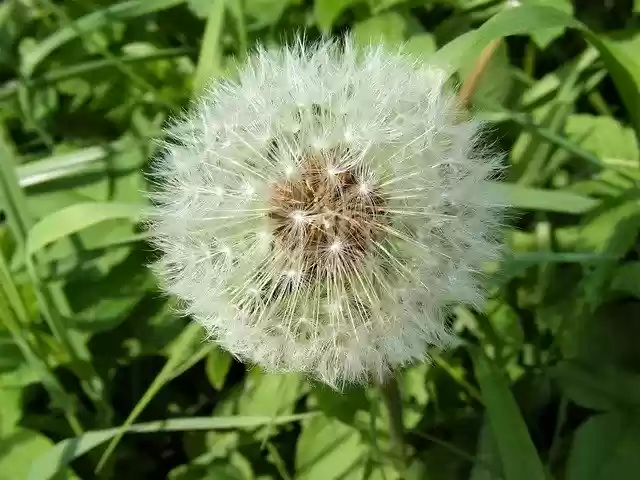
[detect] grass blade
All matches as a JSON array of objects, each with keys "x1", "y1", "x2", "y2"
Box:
[
  {"x1": 193, "y1": 0, "x2": 226, "y2": 93},
  {"x1": 490, "y1": 182, "x2": 599, "y2": 214},
  {"x1": 472, "y1": 350, "x2": 547, "y2": 480},
  {"x1": 433, "y1": 4, "x2": 640, "y2": 131},
  {"x1": 95, "y1": 322, "x2": 204, "y2": 472},
  {"x1": 29, "y1": 412, "x2": 318, "y2": 480},
  {"x1": 25, "y1": 202, "x2": 143, "y2": 256},
  {"x1": 21, "y1": 0, "x2": 185, "y2": 77}
]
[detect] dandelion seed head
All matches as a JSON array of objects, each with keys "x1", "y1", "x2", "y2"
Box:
[{"x1": 148, "y1": 37, "x2": 505, "y2": 388}]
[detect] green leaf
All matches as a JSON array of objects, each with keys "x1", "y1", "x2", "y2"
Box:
[
  {"x1": 522, "y1": 0, "x2": 574, "y2": 49},
  {"x1": 16, "y1": 138, "x2": 149, "y2": 189},
  {"x1": 237, "y1": 371, "x2": 304, "y2": 416},
  {"x1": 29, "y1": 413, "x2": 316, "y2": 480},
  {"x1": 489, "y1": 182, "x2": 598, "y2": 214},
  {"x1": 612, "y1": 262, "x2": 640, "y2": 298},
  {"x1": 553, "y1": 361, "x2": 640, "y2": 411},
  {"x1": 578, "y1": 199, "x2": 640, "y2": 256},
  {"x1": 353, "y1": 12, "x2": 407, "y2": 45},
  {"x1": 186, "y1": 0, "x2": 215, "y2": 17},
  {"x1": 169, "y1": 454, "x2": 252, "y2": 480},
  {"x1": 459, "y1": 41, "x2": 512, "y2": 105},
  {"x1": 470, "y1": 418, "x2": 504, "y2": 480},
  {"x1": 472, "y1": 351, "x2": 546, "y2": 480},
  {"x1": 309, "y1": 383, "x2": 368, "y2": 424},
  {"x1": 563, "y1": 114, "x2": 639, "y2": 163},
  {"x1": 314, "y1": 0, "x2": 359, "y2": 32},
  {"x1": 403, "y1": 33, "x2": 437, "y2": 59},
  {"x1": 0, "y1": 333, "x2": 23, "y2": 374},
  {"x1": 587, "y1": 35, "x2": 640, "y2": 133},
  {"x1": 96, "y1": 322, "x2": 206, "y2": 471},
  {"x1": 513, "y1": 102, "x2": 573, "y2": 186},
  {"x1": 567, "y1": 412, "x2": 640, "y2": 480},
  {"x1": 1, "y1": 428, "x2": 76, "y2": 480},
  {"x1": 0, "y1": 384, "x2": 22, "y2": 435},
  {"x1": 205, "y1": 348, "x2": 232, "y2": 390},
  {"x1": 193, "y1": 0, "x2": 226, "y2": 93},
  {"x1": 433, "y1": 4, "x2": 640, "y2": 131},
  {"x1": 245, "y1": 0, "x2": 292, "y2": 28},
  {"x1": 518, "y1": 47, "x2": 599, "y2": 109},
  {"x1": 21, "y1": 0, "x2": 185, "y2": 77},
  {"x1": 65, "y1": 248, "x2": 153, "y2": 332},
  {"x1": 25, "y1": 202, "x2": 143, "y2": 257},
  {"x1": 296, "y1": 416, "x2": 367, "y2": 480}
]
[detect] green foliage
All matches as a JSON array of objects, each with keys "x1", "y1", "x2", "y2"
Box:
[{"x1": 0, "y1": 0, "x2": 639, "y2": 479}]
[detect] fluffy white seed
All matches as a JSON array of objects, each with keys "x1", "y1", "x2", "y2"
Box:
[{"x1": 148, "y1": 37, "x2": 504, "y2": 388}]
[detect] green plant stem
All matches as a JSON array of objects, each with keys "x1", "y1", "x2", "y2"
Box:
[{"x1": 378, "y1": 376, "x2": 406, "y2": 474}]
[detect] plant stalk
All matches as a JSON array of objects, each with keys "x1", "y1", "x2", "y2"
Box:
[{"x1": 378, "y1": 375, "x2": 406, "y2": 474}]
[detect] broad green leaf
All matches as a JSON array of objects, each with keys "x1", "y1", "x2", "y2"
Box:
[
  {"x1": 205, "y1": 348, "x2": 232, "y2": 390},
  {"x1": 245, "y1": 0, "x2": 292, "y2": 28},
  {"x1": 403, "y1": 33, "x2": 436, "y2": 58},
  {"x1": 65, "y1": 248, "x2": 153, "y2": 332},
  {"x1": 432, "y1": 5, "x2": 585, "y2": 72},
  {"x1": 2, "y1": 428, "x2": 76, "y2": 480},
  {"x1": 21, "y1": 0, "x2": 186, "y2": 76},
  {"x1": 0, "y1": 384, "x2": 22, "y2": 435},
  {"x1": 578, "y1": 199, "x2": 640, "y2": 256},
  {"x1": 186, "y1": 0, "x2": 215, "y2": 17},
  {"x1": 612, "y1": 261, "x2": 640, "y2": 298},
  {"x1": 193, "y1": 0, "x2": 226, "y2": 93},
  {"x1": 433, "y1": 5, "x2": 640, "y2": 131},
  {"x1": 309, "y1": 383, "x2": 368, "y2": 424},
  {"x1": 314, "y1": 0, "x2": 358, "y2": 31},
  {"x1": 564, "y1": 114, "x2": 639, "y2": 162},
  {"x1": 553, "y1": 361, "x2": 640, "y2": 411},
  {"x1": 296, "y1": 416, "x2": 367, "y2": 480},
  {"x1": 578, "y1": 36, "x2": 640, "y2": 133},
  {"x1": 459, "y1": 41, "x2": 512, "y2": 105},
  {"x1": 29, "y1": 413, "x2": 316, "y2": 480},
  {"x1": 168, "y1": 453, "x2": 252, "y2": 480},
  {"x1": 472, "y1": 351, "x2": 546, "y2": 480},
  {"x1": 568, "y1": 165, "x2": 640, "y2": 199},
  {"x1": 521, "y1": 0, "x2": 573, "y2": 49},
  {"x1": 237, "y1": 370, "x2": 304, "y2": 416},
  {"x1": 353, "y1": 12, "x2": 407, "y2": 45},
  {"x1": 0, "y1": 333, "x2": 23, "y2": 374},
  {"x1": 567, "y1": 412, "x2": 640, "y2": 480},
  {"x1": 25, "y1": 202, "x2": 143, "y2": 257}
]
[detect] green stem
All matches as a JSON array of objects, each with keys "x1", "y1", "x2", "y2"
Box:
[{"x1": 378, "y1": 375, "x2": 406, "y2": 474}]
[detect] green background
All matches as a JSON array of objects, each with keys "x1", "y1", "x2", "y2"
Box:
[{"x1": 1, "y1": 0, "x2": 640, "y2": 479}]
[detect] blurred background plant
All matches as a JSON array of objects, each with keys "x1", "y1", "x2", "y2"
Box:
[{"x1": 0, "y1": 0, "x2": 639, "y2": 479}]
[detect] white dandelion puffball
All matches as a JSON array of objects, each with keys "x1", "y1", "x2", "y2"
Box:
[{"x1": 149, "y1": 38, "x2": 504, "y2": 388}]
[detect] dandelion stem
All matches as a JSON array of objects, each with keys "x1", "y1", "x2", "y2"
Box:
[{"x1": 378, "y1": 376, "x2": 406, "y2": 474}]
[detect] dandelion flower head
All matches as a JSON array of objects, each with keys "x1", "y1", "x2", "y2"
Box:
[{"x1": 149, "y1": 38, "x2": 503, "y2": 388}]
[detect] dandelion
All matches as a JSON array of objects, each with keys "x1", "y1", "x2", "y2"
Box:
[{"x1": 148, "y1": 38, "x2": 504, "y2": 389}]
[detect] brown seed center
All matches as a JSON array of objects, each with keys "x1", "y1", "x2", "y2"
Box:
[{"x1": 268, "y1": 150, "x2": 387, "y2": 276}]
